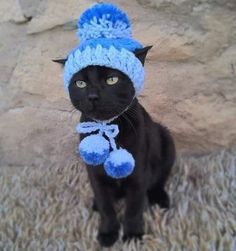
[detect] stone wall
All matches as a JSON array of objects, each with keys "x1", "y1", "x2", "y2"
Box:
[{"x1": 0, "y1": 0, "x2": 236, "y2": 168}]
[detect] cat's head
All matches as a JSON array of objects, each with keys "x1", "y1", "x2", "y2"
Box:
[
  {"x1": 53, "y1": 3, "x2": 153, "y2": 120},
  {"x1": 54, "y1": 46, "x2": 152, "y2": 120}
]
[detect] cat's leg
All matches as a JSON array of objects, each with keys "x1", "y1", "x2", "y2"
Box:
[
  {"x1": 93, "y1": 182, "x2": 124, "y2": 212},
  {"x1": 123, "y1": 184, "x2": 146, "y2": 241},
  {"x1": 147, "y1": 182, "x2": 170, "y2": 209},
  {"x1": 90, "y1": 176, "x2": 119, "y2": 247},
  {"x1": 147, "y1": 124, "x2": 175, "y2": 209},
  {"x1": 146, "y1": 157, "x2": 172, "y2": 209}
]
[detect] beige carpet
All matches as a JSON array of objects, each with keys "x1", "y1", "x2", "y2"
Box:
[{"x1": 0, "y1": 149, "x2": 235, "y2": 251}]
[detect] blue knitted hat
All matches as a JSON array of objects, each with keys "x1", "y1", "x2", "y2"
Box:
[{"x1": 64, "y1": 2, "x2": 145, "y2": 95}]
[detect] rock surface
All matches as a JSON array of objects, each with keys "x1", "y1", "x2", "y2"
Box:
[
  {"x1": 0, "y1": 0, "x2": 236, "y2": 167},
  {"x1": 0, "y1": 0, "x2": 27, "y2": 23},
  {"x1": 18, "y1": 0, "x2": 42, "y2": 18}
]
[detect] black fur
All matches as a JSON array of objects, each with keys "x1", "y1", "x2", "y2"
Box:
[
  {"x1": 80, "y1": 99, "x2": 175, "y2": 246},
  {"x1": 56, "y1": 46, "x2": 176, "y2": 247}
]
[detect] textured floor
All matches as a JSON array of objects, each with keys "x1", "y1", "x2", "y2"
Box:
[{"x1": 0, "y1": 149, "x2": 235, "y2": 251}]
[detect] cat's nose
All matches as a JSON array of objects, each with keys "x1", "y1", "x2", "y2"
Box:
[{"x1": 88, "y1": 93, "x2": 99, "y2": 101}]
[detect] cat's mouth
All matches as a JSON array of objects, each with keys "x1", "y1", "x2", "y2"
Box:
[
  {"x1": 86, "y1": 100, "x2": 134, "y2": 121},
  {"x1": 85, "y1": 97, "x2": 135, "y2": 121}
]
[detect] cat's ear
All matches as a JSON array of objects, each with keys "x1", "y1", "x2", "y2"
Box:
[
  {"x1": 52, "y1": 58, "x2": 67, "y2": 66},
  {"x1": 134, "y1": 46, "x2": 153, "y2": 65}
]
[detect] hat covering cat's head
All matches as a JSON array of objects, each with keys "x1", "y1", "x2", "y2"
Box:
[{"x1": 63, "y1": 3, "x2": 145, "y2": 95}]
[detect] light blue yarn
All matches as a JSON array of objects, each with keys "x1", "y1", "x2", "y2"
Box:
[
  {"x1": 79, "y1": 134, "x2": 110, "y2": 165},
  {"x1": 104, "y1": 149, "x2": 135, "y2": 179},
  {"x1": 64, "y1": 45, "x2": 144, "y2": 94},
  {"x1": 76, "y1": 122, "x2": 119, "y2": 151},
  {"x1": 77, "y1": 122, "x2": 135, "y2": 179},
  {"x1": 77, "y1": 3, "x2": 131, "y2": 42},
  {"x1": 76, "y1": 122, "x2": 119, "y2": 140},
  {"x1": 63, "y1": 2, "x2": 145, "y2": 95}
]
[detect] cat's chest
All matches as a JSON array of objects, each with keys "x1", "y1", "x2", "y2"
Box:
[{"x1": 116, "y1": 128, "x2": 138, "y2": 152}]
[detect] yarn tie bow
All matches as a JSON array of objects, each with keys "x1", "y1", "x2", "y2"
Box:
[
  {"x1": 76, "y1": 122, "x2": 119, "y2": 150},
  {"x1": 75, "y1": 121, "x2": 135, "y2": 179}
]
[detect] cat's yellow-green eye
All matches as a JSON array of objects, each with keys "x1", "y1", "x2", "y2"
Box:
[
  {"x1": 106, "y1": 76, "x2": 119, "y2": 85},
  {"x1": 75, "y1": 80, "x2": 87, "y2": 88}
]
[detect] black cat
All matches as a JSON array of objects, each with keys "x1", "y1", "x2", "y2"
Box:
[{"x1": 54, "y1": 47, "x2": 175, "y2": 247}]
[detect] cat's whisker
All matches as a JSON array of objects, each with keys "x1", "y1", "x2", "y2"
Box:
[
  {"x1": 127, "y1": 103, "x2": 138, "y2": 113},
  {"x1": 120, "y1": 112, "x2": 138, "y2": 136},
  {"x1": 125, "y1": 108, "x2": 137, "y2": 118},
  {"x1": 107, "y1": 100, "x2": 138, "y2": 122}
]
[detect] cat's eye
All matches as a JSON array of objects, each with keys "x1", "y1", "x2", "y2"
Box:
[
  {"x1": 106, "y1": 76, "x2": 119, "y2": 85},
  {"x1": 75, "y1": 80, "x2": 87, "y2": 88}
]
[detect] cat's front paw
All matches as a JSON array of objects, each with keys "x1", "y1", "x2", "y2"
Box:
[
  {"x1": 123, "y1": 216, "x2": 144, "y2": 243},
  {"x1": 122, "y1": 232, "x2": 143, "y2": 242},
  {"x1": 97, "y1": 231, "x2": 119, "y2": 247}
]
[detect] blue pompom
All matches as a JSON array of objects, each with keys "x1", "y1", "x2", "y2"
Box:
[
  {"x1": 77, "y1": 3, "x2": 132, "y2": 42},
  {"x1": 104, "y1": 149, "x2": 135, "y2": 179},
  {"x1": 79, "y1": 135, "x2": 110, "y2": 166}
]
